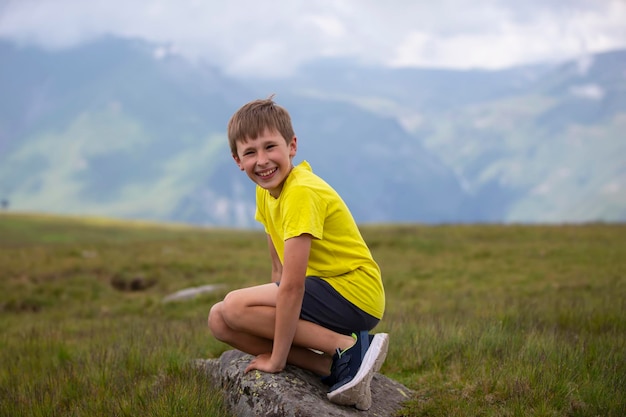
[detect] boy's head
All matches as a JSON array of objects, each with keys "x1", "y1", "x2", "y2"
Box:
[{"x1": 227, "y1": 95, "x2": 295, "y2": 157}]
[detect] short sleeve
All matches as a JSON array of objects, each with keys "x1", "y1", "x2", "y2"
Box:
[
  {"x1": 255, "y1": 186, "x2": 269, "y2": 233},
  {"x1": 282, "y1": 185, "x2": 326, "y2": 240}
]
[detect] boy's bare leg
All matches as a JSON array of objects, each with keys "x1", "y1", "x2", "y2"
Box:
[
  {"x1": 208, "y1": 283, "x2": 356, "y2": 375},
  {"x1": 209, "y1": 301, "x2": 334, "y2": 375}
]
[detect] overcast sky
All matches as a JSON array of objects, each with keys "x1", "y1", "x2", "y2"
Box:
[{"x1": 1, "y1": 0, "x2": 625, "y2": 78}]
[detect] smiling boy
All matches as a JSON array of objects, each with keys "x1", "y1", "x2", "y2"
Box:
[{"x1": 207, "y1": 96, "x2": 388, "y2": 410}]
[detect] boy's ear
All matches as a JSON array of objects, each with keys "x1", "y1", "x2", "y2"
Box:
[
  {"x1": 289, "y1": 136, "x2": 297, "y2": 157},
  {"x1": 232, "y1": 154, "x2": 245, "y2": 171}
]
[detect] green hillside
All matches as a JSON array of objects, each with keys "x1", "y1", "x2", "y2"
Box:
[
  {"x1": 1, "y1": 39, "x2": 625, "y2": 225},
  {"x1": 259, "y1": 50, "x2": 626, "y2": 223},
  {"x1": 1, "y1": 213, "x2": 625, "y2": 416}
]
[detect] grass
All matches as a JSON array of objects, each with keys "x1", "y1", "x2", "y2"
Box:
[{"x1": 1, "y1": 213, "x2": 625, "y2": 416}]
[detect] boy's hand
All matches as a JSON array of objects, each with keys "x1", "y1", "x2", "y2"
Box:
[{"x1": 244, "y1": 353, "x2": 284, "y2": 374}]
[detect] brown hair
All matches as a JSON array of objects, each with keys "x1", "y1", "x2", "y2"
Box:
[{"x1": 227, "y1": 95, "x2": 295, "y2": 157}]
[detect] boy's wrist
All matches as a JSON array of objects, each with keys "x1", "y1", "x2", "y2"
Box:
[{"x1": 270, "y1": 354, "x2": 287, "y2": 371}]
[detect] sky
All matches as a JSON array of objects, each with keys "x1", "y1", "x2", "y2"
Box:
[{"x1": 1, "y1": 0, "x2": 625, "y2": 78}]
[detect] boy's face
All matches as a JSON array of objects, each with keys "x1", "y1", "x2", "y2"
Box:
[{"x1": 233, "y1": 129, "x2": 297, "y2": 198}]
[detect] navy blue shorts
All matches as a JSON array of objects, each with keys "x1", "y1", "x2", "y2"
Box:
[{"x1": 276, "y1": 276, "x2": 379, "y2": 335}]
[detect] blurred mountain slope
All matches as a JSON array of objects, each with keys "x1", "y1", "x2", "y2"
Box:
[{"x1": 1, "y1": 38, "x2": 624, "y2": 225}]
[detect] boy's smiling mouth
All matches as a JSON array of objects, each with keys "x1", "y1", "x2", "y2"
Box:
[{"x1": 257, "y1": 167, "x2": 277, "y2": 178}]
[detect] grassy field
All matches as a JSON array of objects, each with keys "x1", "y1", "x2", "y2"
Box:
[{"x1": 1, "y1": 213, "x2": 625, "y2": 416}]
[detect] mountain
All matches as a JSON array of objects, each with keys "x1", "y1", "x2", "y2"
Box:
[
  {"x1": 1, "y1": 37, "x2": 624, "y2": 225},
  {"x1": 416, "y1": 51, "x2": 626, "y2": 222},
  {"x1": 0, "y1": 38, "x2": 253, "y2": 225},
  {"x1": 246, "y1": 52, "x2": 626, "y2": 222}
]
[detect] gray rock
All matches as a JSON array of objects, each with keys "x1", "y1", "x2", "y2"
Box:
[
  {"x1": 162, "y1": 284, "x2": 226, "y2": 303},
  {"x1": 196, "y1": 350, "x2": 413, "y2": 417}
]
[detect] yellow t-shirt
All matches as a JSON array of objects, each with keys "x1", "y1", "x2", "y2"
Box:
[{"x1": 255, "y1": 161, "x2": 385, "y2": 319}]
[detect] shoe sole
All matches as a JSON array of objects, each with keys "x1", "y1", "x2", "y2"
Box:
[{"x1": 327, "y1": 333, "x2": 389, "y2": 410}]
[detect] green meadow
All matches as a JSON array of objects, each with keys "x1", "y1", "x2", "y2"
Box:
[{"x1": 1, "y1": 213, "x2": 624, "y2": 416}]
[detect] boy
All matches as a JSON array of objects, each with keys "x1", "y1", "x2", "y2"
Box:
[{"x1": 208, "y1": 96, "x2": 388, "y2": 410}]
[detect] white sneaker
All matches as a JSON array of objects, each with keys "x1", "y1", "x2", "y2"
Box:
[{"x1": 327, "y1": 332, "x2": 389, "y2": 410}]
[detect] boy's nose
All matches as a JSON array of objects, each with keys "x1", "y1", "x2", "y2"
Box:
[{"x1": 257, "y1": 150, "x2": 269, "y2": 164}]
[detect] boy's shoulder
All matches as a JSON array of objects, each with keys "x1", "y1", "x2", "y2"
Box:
[
  {"x1": 291, "y1": 160, "x2": 313, "y2": 176},
  {"x1": 287, "y1": 161, "x2": 334, "y2": 194}
]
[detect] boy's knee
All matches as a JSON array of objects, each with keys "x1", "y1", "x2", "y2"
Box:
[
  {"x1": 220, "y1": 290, "x2": 253, "y2": 332},
  {"x1": 208, "y1": 302, "x2": 227, "y2": 339},
  {"x1": 221, "y1": 290, "x2": 242, "y2": 318},
  {"x1": 222, "y1": 289, "x2": 239, "y2": 306},
  {"x1": 208, "y1": 301, "x2": 221, "y2": 323}
]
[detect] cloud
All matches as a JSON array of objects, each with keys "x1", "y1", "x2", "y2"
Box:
[
  {"x1": 570, "y1": 84, "x2": 605, "y2": 100},
  {"x1": 1, "y1": 0, "x2": 625, "y2": 77}
]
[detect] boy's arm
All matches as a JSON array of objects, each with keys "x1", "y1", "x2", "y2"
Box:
[
  {"x1": 271, "y1": 233, "x2": 311, "y2": 369},
  {"x1": 267, "y1": 234, "x2": 283, "y2": 283},
  {"x1": 246, "y1": 233, "x2": 311, "y2": 373}
]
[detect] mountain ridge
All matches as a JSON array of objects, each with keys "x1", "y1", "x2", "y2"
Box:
[{"x1": 1, "y1": 37, "x2": 624, "y2": 225}]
